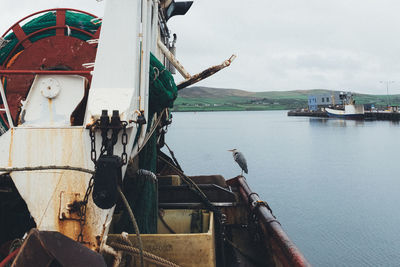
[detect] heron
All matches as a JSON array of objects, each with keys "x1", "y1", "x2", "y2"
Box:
[{"x1": 228, "y1": 149, "x2": 248, "y2": 176}]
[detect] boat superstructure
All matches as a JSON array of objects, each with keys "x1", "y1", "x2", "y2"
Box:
[
  {"x1": 0, "y1": 1, "x2": 310, "y2": 266},
  {"x1": 0, "y1": 0, "x2": 157, "y2": 250},
  {"x1": 325, "y1": 92, "x2": 364, "y2": 119}
]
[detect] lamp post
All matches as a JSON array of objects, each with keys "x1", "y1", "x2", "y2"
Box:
[{"x1": 380, "y1": 81, "x2": 394, "y2": 108}]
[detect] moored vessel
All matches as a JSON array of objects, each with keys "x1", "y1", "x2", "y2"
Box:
[{"x1": 325, "y1": 92, "x2": 364, "y2": 119}]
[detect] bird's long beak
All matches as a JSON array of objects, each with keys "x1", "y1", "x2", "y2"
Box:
[{"x1": 227, "y1": 149, "x2": 234, "y2": 152}]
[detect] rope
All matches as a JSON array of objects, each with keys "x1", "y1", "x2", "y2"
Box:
[
  {"x1": 117, "y1": 185, "x2": 144, "y2": 267},
  {"x1": 136, "y1": 108, "x2": 166, "y2": 155},
  {"x1": 158, "y1": 210, "x2": 176, "y2": 234},
  {"x1": 0, "y1": 165, "x2": 94, "y2": 174},
  {"x1": 164, "y1": 143, "x2": 183, "y2": 172},
  {"x1": 157, "y1": 150, "x2": 229, "y2": 265},
  {"x1": 109, "y1": 242, "x2": 180, "y2": 267},
  {"x1": 158, "y1": 156, "x2": 207, "y2": 199},
  {"x1": 0, "y1": 247, "x2": 20, "y2": 267},
  {"x1": 152, "y1": 67, "x2": 160, "y2": 81}
]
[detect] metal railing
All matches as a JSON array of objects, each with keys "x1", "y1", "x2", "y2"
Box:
[{"x1": 0, "y1": 80, "x2": 14, "y2": 128}]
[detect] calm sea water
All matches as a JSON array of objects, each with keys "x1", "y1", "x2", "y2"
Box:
[{"x1": 162, "y1": 110, "x2": 400, "y2": 267}]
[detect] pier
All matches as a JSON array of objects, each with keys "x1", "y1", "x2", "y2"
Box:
[{"x1": 288, "y1": 110, "x2": 400, "y2": 121}]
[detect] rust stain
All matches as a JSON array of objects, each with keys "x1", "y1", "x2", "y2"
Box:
[
  {"x1": 8, "y1": 128, "x2": 14, "y2": 167},
  {"x1": 14, "y1": 129, "x2": 98, "y2": 251},
  {"x1": 48, "y1": 98, "x2": 53, "y2": 124},
  {"x1": 51, "y1": 129, "x2": 97, "y2": 249},
  {"x1": 37, "y1": 171, "x2": 62, "y2": 228},
  {"x1": 53, "y1": 130, "x2": 81, "y2": 241},
  {"x1": 36, "y1": 130, "x2": 75, "y2": 231},
  {"x1": 58, "y1": 213, "x2": 80, "y2": 243},
  {"x1": 96, "y1": 235, "x2": 101, "y2": 248},
  {"x1": 85, "y1": 116, "x2": 97, "y2": 128},
  {"x1": 101, "y1": 214, "x2": 109, "y2": 237}
]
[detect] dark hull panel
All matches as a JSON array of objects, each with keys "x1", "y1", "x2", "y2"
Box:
[
  {"x1": 326, "y1": 113, "x2": 364, "y2": 119},
  {"x1": 227, "y1": 176, "x2": 310, "y2": 267}
]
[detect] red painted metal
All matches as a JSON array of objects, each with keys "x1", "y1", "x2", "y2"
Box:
[
  {"x1": 93, "y1": 26, "x2": 102, "y2": 39},
  {"x1": 2, "y1": 8, "x2": 99, "y2": 38},
  {"x1": 56, "y1": 10, "x2": 66, "y2": 36},
  {"x1": 0, "y1": 8, "x2": 100, "y2": 124},
  {"x1": 0, "y1": 9, "x2": 100, "y2": 124},
  {"x1": 11, "y1": 24, "x2": 32, "y2": 49},
  {"x1": 2, "y1": 35, "x2": 97, "y2": 123},
  {"x1": 0, "y1": 247, "x2": 20, "y2": 267},
  {"x1": 0, "y1": 70, "x2": 92, "y2": 75},
  {"x1": 227, "y1": 176, "x2": 311, "y2": 267},
  {"x1": 2, "y1": 25, "x2": 97, "y2": 66}
]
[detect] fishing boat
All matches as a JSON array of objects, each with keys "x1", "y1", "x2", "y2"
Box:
[
  {"x1": 325, "y1": 92, "x2": 364, "y2": 119},
  {"x1": 0, "y1": 1, "x2": 310, "y2": 266}
]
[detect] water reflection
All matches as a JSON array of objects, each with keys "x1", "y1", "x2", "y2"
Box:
[
  {"x1": 309, "y1": 117, "x2": 400, "y2": 127},
  {"x1": 309, "y1": 118, "x2": 365, "y2": 127}
]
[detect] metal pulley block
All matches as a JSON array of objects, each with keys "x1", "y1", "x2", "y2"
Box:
[
  {"x1": 89, "y1": 109, "x2": 128, "y2": 209},
  {"x1": 92, "y1": 155, "x2": 122, "y2": 209}
]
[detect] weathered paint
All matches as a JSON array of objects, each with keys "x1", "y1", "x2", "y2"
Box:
[
  {"x1": 19, "y1": 75, "x2": 85, "y2": 126},
  {"x1": 0, "y1": 1, "x2": 154, "y2": 254},
  {"x1": 157, "y1": 39, "x2": 191, "y2": 79},
  {"x1": 59, "y1": 191, "x2": 82, "y2": 220},
  {"x1": 177, "y1": 54, "x2": 236, "y2": 90},
  {"x1": 7, "y1": 128, "x2": 13, "y2": 167},
  {"x1": 2, "y1": 128, "x2": 113, "y2": 250},
  {"x1": 85, "y1": 0, "x2": 143, "y2": 126},
  {"x1": 108, "y1": 210, "x2": 216, "y2": 267},
  {"x1": 2, "y1": 35, "x2": 97, "y2": 124}
]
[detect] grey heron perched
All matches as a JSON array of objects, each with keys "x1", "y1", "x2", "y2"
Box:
[{"x1": 228, "y1": 149, "x2": 248, "y2": 176}]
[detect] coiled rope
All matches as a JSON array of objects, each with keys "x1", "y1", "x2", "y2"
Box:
[{"x1": 110, "y1": 235, "x2": 179, "y2": 267}]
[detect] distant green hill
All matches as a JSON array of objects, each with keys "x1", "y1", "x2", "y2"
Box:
[{"x1": 172, "y1": 86, "x2": 400, "y2": 111}]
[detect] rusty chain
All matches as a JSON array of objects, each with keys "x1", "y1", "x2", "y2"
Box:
[
  {"x1": 77, "y1": 174, "x2": 95, "y2": 243},
  {"x1": 77, "y1": 119, "x2": 128, "y2": 242},
  {"x1": 90, "y1": 119, "x2": 128, "y2": 165},
  {"x1": 89, "y1": 124, "x2": 98, "y2": 164},
  {"x1": 77, "y1": 125, "x2": 98, "y2": 242},
  {"x1": 121, "y1": 121, "x2": 128, "y2": 165}
]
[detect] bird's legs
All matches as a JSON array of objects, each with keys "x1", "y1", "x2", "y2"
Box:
[{"x1": 241, "y1": 170, "x2": 243, "y2": 176}]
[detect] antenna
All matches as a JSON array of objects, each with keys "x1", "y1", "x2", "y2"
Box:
[{"x1": 379, "y1": 81, "x2": 394, "y2": 108}]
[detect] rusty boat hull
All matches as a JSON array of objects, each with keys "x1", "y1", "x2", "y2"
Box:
[{"x1": 0, "y1": 1, "x2": 310, "y2": 266}]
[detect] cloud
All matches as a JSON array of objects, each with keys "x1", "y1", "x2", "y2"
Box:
[
  {"x1": 168, "y1": 0, "x2": 400, "y2": 94},
  {"x1": 0, "y1": 1, "x2": 104, "y2": 34},
  {"x1": 2, "y1": 0, "x2": 400, "y2": 94}
]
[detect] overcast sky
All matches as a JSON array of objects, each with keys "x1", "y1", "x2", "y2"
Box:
[{"x1": 1, "y1": 0, "x2": 400, "y2": 94}]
